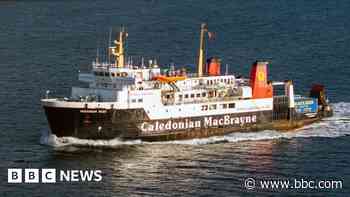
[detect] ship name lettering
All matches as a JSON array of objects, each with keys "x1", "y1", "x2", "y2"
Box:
[
  {"x1": 141, "y1": 115, "x2": 257, "y2": 133},
  {"x1": 204, "y1": 115, "x2": 257, "y2": 127}
]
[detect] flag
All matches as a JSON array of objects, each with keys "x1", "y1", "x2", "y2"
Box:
[{"x1": 208, "y1": 31, "x2": 215, "y2": 40}]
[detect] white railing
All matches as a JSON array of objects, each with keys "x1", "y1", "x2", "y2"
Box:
[
  {"x1": 71, "y1": 87, "x2": 117, "y2": 102},
  {"x1": 92, "y1": 61, "x2": 113, "y2": 69}
]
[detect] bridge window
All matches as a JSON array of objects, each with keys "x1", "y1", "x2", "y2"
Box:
[
  {"x1": 202, "y1": 92, "x2": 206, "y2": 97},
  {"x1": 228, "y1": 103, "x2": 235, "y2": 108},
  {"x1": 190, "y1": 94, "x2": 195, "y2": 98},
  {"x1": 131, "y1": 99, "x2": 136, "y2": 103},
  {"x1": 111, "y1": 73, "x2": 115, "y2": 77},
  {"x1": 138, "y1": 98, "x2": 143, "y2": 103},
  {"x1": 210, "y1": 104, "x2": 217, "y2": 110},
  {"x1": 222, "y1": 104, "x2": 228, "y2": 109},
  {"x1": 201, "y1": 105, "x2": 208, "y2": 111},
  {"x1": 196, "y1": 93, "x2": 201, "y2": 98},
  {"x1": 95, "y1": 72, "x2": 103, "y2": 76},
  {"x1": 185, "y1": 94, "x2": 189, "y2": 99}
]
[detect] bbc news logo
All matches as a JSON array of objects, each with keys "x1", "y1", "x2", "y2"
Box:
[{"x1": 8, "y1": 168, "x2": 102, "y2": 183}]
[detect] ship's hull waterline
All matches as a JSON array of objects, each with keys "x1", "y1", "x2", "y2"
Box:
[{"x1": 44, "y1": 106, "x2": 325, "y2": 142}]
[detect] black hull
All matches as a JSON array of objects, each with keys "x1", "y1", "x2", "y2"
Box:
[{"x1": 44, "y1": 106, "x2": 328, "y2": 142}]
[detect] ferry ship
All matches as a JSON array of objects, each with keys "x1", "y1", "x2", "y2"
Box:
[{"x1": 41, "y1": 24, "x2": 333, "y2": 141}]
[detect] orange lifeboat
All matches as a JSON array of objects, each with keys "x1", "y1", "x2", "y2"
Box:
[{"x1": 153, "y1": 75, "x2": 186, "y2": 83}]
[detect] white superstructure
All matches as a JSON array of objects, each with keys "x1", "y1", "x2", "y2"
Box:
[{"x1": 42, "y1": 25, "x2": 275, "y2": 121}]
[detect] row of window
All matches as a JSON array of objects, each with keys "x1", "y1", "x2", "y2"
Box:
[
  {"x1": 131, "y1": 98, "x2": 143, "y2": 103},
  {"x1": 206, "y1": 78, "x2": 234, "y2": 85},
  {"x1": 179, "y1": 92, "x2": 207, "y2": 100},
  {"x1": 201, "y1": 103, "x2": 235, "y2": 111},
  {"x1": 98, "y1": 83, "x2": 119, "y2": 89},
  {"x1": 165, "y1": 92, "x2": 214, "y2": 100},
  {"x1": 94, "y1": 71, "x2": 128, "y2": 77},
  {"x1": 177, "y1": 91, "x2": 222, "y2": 101}
]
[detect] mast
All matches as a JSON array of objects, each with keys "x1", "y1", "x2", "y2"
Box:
[
  {"x1": 96, "y1": 48, "x2": 99, "y2": 64},
  {"x1": 108, "y1": 28, "x2": 112, "y2": 64},
  {"x1": 197, "y1": 23, "x2": 208, "y2": 77},
  {"x1": 110, "y1": 26, "x2": 127, "y2": 68}
]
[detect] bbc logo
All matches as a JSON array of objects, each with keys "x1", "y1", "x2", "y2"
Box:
[{"x1": 8, "y1": 168, "x2": 56, "y2": 183}]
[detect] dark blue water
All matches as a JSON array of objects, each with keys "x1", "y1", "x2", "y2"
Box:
[{"x1": 1, "y1": 0, "x2": 350, "y2": 196}]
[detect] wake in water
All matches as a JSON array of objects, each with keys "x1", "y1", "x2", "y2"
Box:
[{"x1": 40, "y1": 102, "x2": 350, "y2": 147}]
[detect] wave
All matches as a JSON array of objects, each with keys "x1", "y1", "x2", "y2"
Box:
[
  {"x1": 40, "y1": 132, "x2": 142, "y2": 148},
  {"x1": 40, "y1": 102, "x2": 350, "y2": 147}
]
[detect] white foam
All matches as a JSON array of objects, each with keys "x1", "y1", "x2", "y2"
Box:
[
  {"x1": 40, "y1": 102, "x2": 350, "y2": 147},
  {"x1": 40, "y1": 133, "x2": 142, "y2": 147}
]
